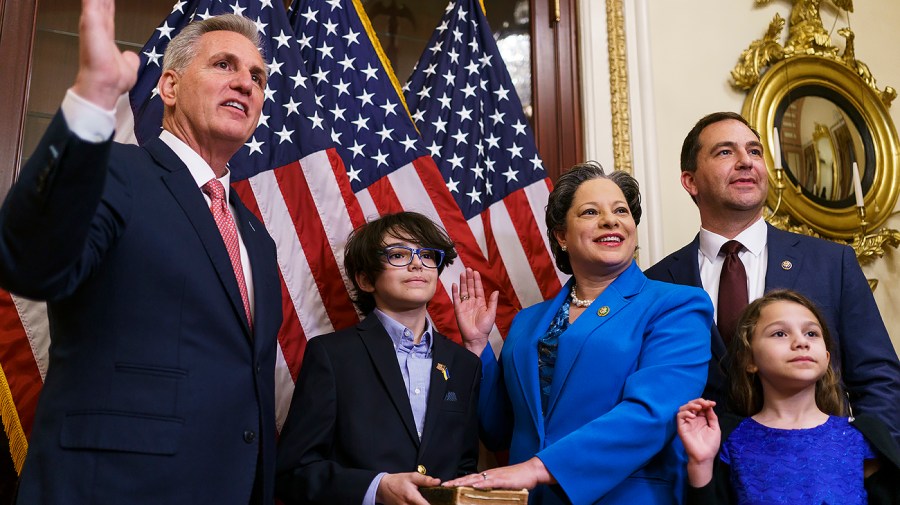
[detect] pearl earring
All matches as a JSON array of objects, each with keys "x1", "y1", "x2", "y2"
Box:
[{"x1": 561, "y1": 245, "x2": 567, "y2": 252}]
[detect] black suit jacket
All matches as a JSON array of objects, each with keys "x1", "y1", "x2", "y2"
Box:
[
  {"x1": 0, "y1": 113, "x2": 282, "y2": 504},
  {"x1": 645, "y1": 224, "x2": 900, "y2": 445},
  {"x1": 275, "y1": 315, "x2": 481, "y2": 505}
]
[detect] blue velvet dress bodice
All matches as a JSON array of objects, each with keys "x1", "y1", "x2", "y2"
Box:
[{"x1": 721, "y1": 416, "x2": 876, "y2": 505}]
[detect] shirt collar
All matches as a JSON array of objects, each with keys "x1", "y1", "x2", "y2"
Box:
[
  {"x1": 159, "y1": 130, "x2": 232, "y2": 198},
  {"x1": 698, "y1": 216, "x2": 767, "y2": 263},
  {"x1": 373, "y1": 309, "x2": 433, "y2": 353}
]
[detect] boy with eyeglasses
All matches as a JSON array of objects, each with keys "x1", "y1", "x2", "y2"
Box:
[{"x1": 276, "y1": 212, "x2": 482, "y2": 505}]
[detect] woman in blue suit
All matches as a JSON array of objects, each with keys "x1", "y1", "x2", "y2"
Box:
[{"x1": 445, "y1": 163, "x2": 713, "y2": 504}]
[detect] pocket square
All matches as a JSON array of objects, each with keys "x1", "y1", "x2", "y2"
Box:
[{"x1": 443, "y1": 391, "x2": 458, "y2": 402}]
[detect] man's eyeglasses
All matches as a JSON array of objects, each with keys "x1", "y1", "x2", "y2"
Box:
[{"x1": 381, "y1": 246, "x2": 445, "y2": 269}]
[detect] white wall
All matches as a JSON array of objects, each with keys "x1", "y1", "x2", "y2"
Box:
[{"x1": 581, "y1": 0, "x2": 900, "y2": 352}]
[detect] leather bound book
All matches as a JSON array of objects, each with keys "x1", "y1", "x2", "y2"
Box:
[{"x1": 418, "y1": 487, "x2": 529, "y2": 505}]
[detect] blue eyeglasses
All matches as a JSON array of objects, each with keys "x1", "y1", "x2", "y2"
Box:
[{"x1": 381, "y1": 246, "x2": 445, "y2": 268}]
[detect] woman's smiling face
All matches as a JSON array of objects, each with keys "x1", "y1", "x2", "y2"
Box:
[{"x1": 554, "y1": 177, "x2": 637, "y2": 279}]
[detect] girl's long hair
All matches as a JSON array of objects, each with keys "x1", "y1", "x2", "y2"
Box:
[{"x1": 726, "y1": 289, "x2": 846, "y2": 417}]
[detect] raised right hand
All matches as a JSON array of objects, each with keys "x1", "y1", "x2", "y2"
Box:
[
  {"x1": 452, "y1": 268, "x2": 498, "y2": 356},
  {"x1": 72, "y1": 0, "x2": 141, "y2": 110},
  {"x1": 376, "y1": 472, "x2": 440, "y2": 505},
  {"x1": 677, "y1": 398, "x2": 720, "y2": 487}
]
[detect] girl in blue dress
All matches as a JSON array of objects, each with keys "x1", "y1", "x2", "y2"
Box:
[{"x1": 677, "y1": 289, "x2": 900, "y2": 504}]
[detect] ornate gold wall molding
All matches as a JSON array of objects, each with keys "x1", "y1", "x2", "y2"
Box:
[
  {"x1": 735, "y1": 0, "x2": 900, "y2": 278},
  {"x1": 735, "y1": 0, "x2": 895, "y2": 105},
  {"x1": 606, "y1": 0, "x2": 632, "y2": 174}
]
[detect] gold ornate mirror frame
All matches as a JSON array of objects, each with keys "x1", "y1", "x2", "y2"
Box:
[
  {"x1": 732, "y1": 0, "x2": 900, "y2": 266},
  {"x1": 743, "y1": 55, "x2": 900, "y2": 238}
]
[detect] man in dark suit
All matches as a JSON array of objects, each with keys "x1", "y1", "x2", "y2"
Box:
[
  {"x1": 0, "y1": 2, "x2": 282, "y2": 503},
  {"x1": 276, "y1": 212, "x2": 481, "y2": 505},
  {"x1": 645, "y1": 111, "x2": 900, "y2": 444}
]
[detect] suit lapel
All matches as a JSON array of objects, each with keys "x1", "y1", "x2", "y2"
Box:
[
  {"x1": 231, "y1": 192, "x2": 266, "y2": 340},
  {"x1": 709, "y1": 320, "x2": 727, "y2": 364},
  {"x1": 146, "y1": 140, "x2": 252, "y2": 339},
  {"x1": 668, "y1": 235, "x2": 726, "y2": 361},
  {"x1": 511, "y1": 287, "x2": 567, "y2": 435},
  {"x1": 357, "y1": 317, "x2": 420, "y2": 446},
  {"x1": 764, "y1": 224, "x2": 803, "y2": 291},
  {"x1": 418, "y1": 334, "x2": 453, "y2": 457},
  {"x1": 668, "y1": 235, "x2": 703, "y2": 287},
  {"x1": 545, "y1": 261, "x2": 642, "y2": 418}
]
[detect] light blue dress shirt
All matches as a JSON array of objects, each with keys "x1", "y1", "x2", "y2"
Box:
[{"x1": 362, "y1": 310, "x2": 434, "y2": 505}]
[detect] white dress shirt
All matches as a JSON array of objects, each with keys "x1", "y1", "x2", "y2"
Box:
[{"x1": 697, "y1": 217, "x2": 768, "y2": 322}]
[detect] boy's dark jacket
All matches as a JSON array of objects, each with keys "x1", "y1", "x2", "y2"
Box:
[{"x1": 275, "y1": 315, "x2": 481, "y2": 504}]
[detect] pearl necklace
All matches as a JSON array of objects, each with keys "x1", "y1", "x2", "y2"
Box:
[{"x1": 569, "y1": 284, "x2": 594, "y2": 308}]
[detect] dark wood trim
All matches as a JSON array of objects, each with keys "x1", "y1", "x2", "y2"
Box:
[
  {"x1": 0, "y1": 0, "x2": 38, "y2": 195},
  {"x1": 0, "y1": 2, "x2": 30, "y2": 497},
  {"x1": 531, "y1": 0, "x2": 583, "y2": 183}
]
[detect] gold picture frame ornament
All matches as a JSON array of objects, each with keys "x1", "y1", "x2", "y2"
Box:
[
  {"x1": 742, "y1": 55, "x2": 900, "y2": 239},
  {"x1": 732, "y1": 0, "x2": 900, "y2": 265}
]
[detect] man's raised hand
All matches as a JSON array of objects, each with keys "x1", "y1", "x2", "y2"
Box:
[{"x1": 72, "y1": 0, "x2": 141, "y2": 110}]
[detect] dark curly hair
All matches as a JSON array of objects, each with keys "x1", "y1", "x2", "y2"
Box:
[
  {"x1": 545, "y1": 161, "x2": 641, "y2": 275},
  {"x1": 344, "y1": 212, "x2": 457, "y2": 314}
]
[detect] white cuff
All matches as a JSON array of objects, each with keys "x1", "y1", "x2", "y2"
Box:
[{"x1": 61, "y1": 88, "x2": 117, "y2": 143}]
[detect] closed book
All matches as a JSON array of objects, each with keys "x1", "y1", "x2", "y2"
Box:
[{"x1": 419, "y1": 486, "x2": 528, "y2": 505}]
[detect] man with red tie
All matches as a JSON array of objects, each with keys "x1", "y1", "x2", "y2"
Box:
[
  {"x1": 0, "y1": 1, "x2": 282, "y2": 502},
  {"x1": 645, "y1": 111, "x2": 900, "y2": 446}
]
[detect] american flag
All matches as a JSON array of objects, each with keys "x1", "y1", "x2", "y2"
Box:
[
  {"x1": 0, "y1": 0, "x2": 561, "y2": 471},
  {"x1": 286, "y1": 0, "x2": 530, "y2": 340},
  {"x1": 403, "y1": 0, "x2": 564, "y2": 310},
  {"x1": 0, "y1": 290, "x2": 45, "y2": 474}
]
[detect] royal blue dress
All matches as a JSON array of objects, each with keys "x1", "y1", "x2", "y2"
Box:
[{"x1": 721, "y1": 416, "x2": 876, "y2": 504}]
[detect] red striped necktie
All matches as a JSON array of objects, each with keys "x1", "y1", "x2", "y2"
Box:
[{"x1": 202, "y1": 179, "x2": 253, "y2": 330}]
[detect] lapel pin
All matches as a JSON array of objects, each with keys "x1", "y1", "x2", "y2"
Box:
[
  {"x1": 781, "y1": 260, "x2": 793, "y2": 271},
  {"x1": 597, "y1": 306, "x2": 610, "y2": 317},
  {"x1": 436, "y1": 363, "x2": 450, "y2": 381}
]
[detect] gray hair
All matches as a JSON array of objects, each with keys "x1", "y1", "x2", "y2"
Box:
[
  {"x1": 162, "y1": 14, "x2": 267, "y2": 74},
  {"x1": 545, "y1": 161, "x2": 642, "y2": 275}
]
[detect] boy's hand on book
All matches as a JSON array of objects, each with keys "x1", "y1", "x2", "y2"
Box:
[{"x1": 378, "y1": 472, "x2": 441, "y2": 505}]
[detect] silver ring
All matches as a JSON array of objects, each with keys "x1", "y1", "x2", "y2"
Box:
[
  {"x1": 481, "y1": 472, "x2": 488, "y2": 480},
  {"x1": 461, "y1": 294, "x2": 470, "y2": 301}
]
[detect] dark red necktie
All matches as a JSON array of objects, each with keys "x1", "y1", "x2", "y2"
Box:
[
  {"x1": 717, "y1": 240, "x2": 748, "y2": 344},
  {"x1": 202, "y1": 179, "x2": 253, "y2": 330}
]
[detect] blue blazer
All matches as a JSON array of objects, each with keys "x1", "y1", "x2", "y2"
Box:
[
  {"x1": 0, "y1": 113, "x2": 282, "y2": 504},
  {"x1": 644, "y1": 224, "x2": 900, "y2": 446},
  {"x1": 479, "y1": 261, "x2": 713, "y2": 504}
]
